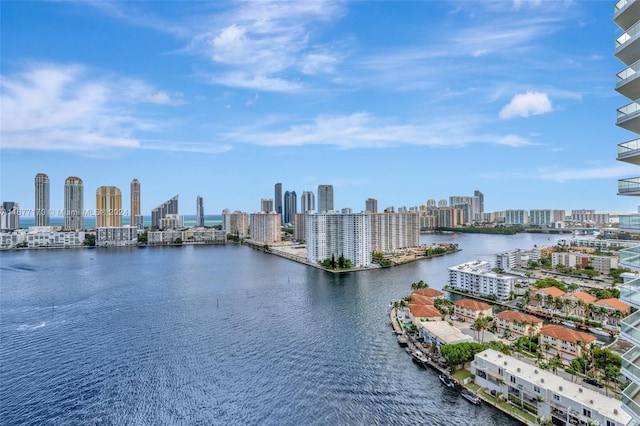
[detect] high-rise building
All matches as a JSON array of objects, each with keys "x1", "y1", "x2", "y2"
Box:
[
  {"x1": 130, "y1": 179, "x2": 141, "y2": 227},
  {"x1": 504, "y1": 209, "x2": 528, "y2": 225},
  {"x1": 249, "y1": 212, "x2": 281, "y2": 243},
  {"x1": 96, "y1": 186, "x2": 122, "y2": 227},
  {"x1": 369, "y1": 212, "x2": 420, "y2": 252},
  {"x1": 317, "y1": 185, "x2": 334, "y2": 213},
  {"x1": 196, "y1": 195, "x2": 204, "y2": 227},
  {"x1": 34, "y1": 173, "x2": 50, "y2": 226},
  {"x1": 365, "y1": 198, "x2": 378, "y2": 213},
  {"x1": 0, "y1": 202, "x2": 20, "y2": 230},
  {"x1": 151, "y1": 195, "x2": 178, "y2": 228},
  {"x1": 222, "y1": 209, "x2": 249, "y2": 237},
  {"x1": 474, "y1": 190, "x2": 484, "y2": 217},
  {"x1": 614, "y1": 2, "x2": 640, "y2": 421},
  {"x1": 64, "y1": 176, "x2": 83, "y2": 230},
  {"x1": 284, "y1": 190, "x2": 297, "y2": 225},
  {"x1": 305, "y1": 212, "x2": 371, "y2": 267},
  {"x1": 301, "y1": 191, "x2": 315, "y2": 213},
  {"x1": 274, "y1": 183, "x2": 283, "y2": 224},
  {"x1": 261, "y1": 198, "x2": 274, "y2": 213}
]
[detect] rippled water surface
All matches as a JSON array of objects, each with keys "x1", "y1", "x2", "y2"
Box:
[{"x1": 0, "y1": 233, "x2": 564, "y2": 425}]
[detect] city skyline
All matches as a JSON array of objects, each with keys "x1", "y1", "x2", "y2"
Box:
[{"x1": 0, "y1": 1, "x2": 634, "y2": 214}]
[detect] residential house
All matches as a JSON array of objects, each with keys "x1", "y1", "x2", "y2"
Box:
[
  {"x1": 539, "y1": 324, "x2": 597, "y2": 362},
  {"x1": 413, "y1": 288, "x2": 445, "y2": 299},
  {"x1": 453, "y1": 299, "x2": 493, "y2": 322},
  {"x1": 532, "y1": 287, "x2": 566, "y2": 311},
  {"x1": 408, "y1": 304, "x2": 442, "y2": 325},
  {"x1": 593, "y1": 298, "x2": 632, "y2": 329},
  {"x1": 417, "y1": 320, "x2": 473, "y2": 353},
  {"x1": 495, "y1": 310, "x2": 543, "y2": 339},
  {"x1": 559, "y1": 291, "x2": 596, "y2": 318}
]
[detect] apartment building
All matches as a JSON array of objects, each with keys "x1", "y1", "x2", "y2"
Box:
[
  {"x1": 494, "y1": 310, "x2": 543, "y2": 339},
  {"x1": 471, "y1": 349, "x2": 631, "y2": 426},
  {"x1": 539, "y1": 324, "x2": 597, "y2": 362},
  {"x1": 449, "y1": 260, "x2": 515, "y2": 300},
  {"x1": 452, "y1": 298, "x2": 493, "y2": 322}
]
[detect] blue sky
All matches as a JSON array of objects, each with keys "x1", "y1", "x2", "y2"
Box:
[{"x1": 0, "y1": 0, "x2": 635, "y2": 216}]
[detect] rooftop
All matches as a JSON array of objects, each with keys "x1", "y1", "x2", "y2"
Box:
[
  {"x1": 540, "y1": 324, "x2": 597, "y2": 344},
  {"x1": 418, "y1": 320, "x2": 473, "y2": 345},
  {"x1": 595, "y1": 298, "x2": 632, "y2": 312},
  {"x1": 474, "y1": 349, "x2": 631, "y2": 425},
  {"x1": 495, "y1": 310, "x2": 543, "y2": 324},
  {"x1": 454, "y1": 298, "x2": 493, "y2": 311}
]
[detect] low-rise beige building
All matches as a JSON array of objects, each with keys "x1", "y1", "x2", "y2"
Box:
[
  {"x1": 495, "y1": 310, "x2": 543, "y2": 338},
  {"x1": 539, "y1": 324, "x2": 597, "y2": 361},
  {"x1": 453, "y1": 299, "x2": 493, "y2": 322}
]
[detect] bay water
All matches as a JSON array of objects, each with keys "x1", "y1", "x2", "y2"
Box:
[{"x1": 0, "y1": 232, "x2": 565, "y2": 425}]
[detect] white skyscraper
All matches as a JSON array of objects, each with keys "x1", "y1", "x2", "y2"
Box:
[{"x1": 306, "y1": 212, "x2": 371, "y2": 267}]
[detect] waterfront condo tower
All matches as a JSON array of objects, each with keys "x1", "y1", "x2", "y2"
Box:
[
  {"x1": 614, "y1": 0, "x2": 640, "y2": 422},
  {"x1": 34, "y1": 173, "x2": 50, "y2": 226},
  {"x1": 301, "y1": 191, "x2": 315, "y2": 213},
  {"x1": 284, "y1": 190, "x2": 297, "y2": 225},
  {"x1": 317, "y1": 185, "x2": 334, "y2": 213},
  {"x1": 196, "y1": 195, "x2": 204, "y2": 227},
  {"x1": 151, "y1": 195, "x2": 178, "y2": 229},
  {"x1": 274, "y1": 183, "x2": 283, "y2": 224},
  {"x1": 305, "y1": 212, "x2": 371, "y2": 268},
  {"x1": 96, "y1": 186, "x2": 122, "y2": 227},
  {"x1": 365, "y1": 198, "x2": 378, "y2": 213},
  {"x1": 130, "y1": 179, "x2": 141, "y2": 227},
  {"x1": 0, "y1": 202, "x2": 20, "y2": 230},
  {"x1": 260, "y1": 198, "x2": 274, "y2": 213},
  {"x1": 64, "y1": 176, "x2": 84, "y2": 230}
]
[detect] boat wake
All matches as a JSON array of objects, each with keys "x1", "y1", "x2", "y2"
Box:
[{"x1": 17, "y1": 322, "x2": 46, "y2": 331}]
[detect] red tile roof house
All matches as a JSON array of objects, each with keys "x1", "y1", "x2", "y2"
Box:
[
  {"x1": 412, "y1": 288, "x2": 446, "y2": 299},
  {"x1": 539, "y1": 324, "x2": 597, "y2": 362},
  {"x1": 531, "y1": 287, "x2": 566, "y2": 313},
  {"x1": 495, "y1": 310, "x2": 543, "y2": 339},
  {"x1": 408, "y1": 304, "x2": 444, "y2": 324},
  {"x1": 559, "y1": 291, "x2": 596, "y2": 318},
  {"x1": 410, "y1": 294, "x2": 435, "y2": 306},
  {"x1": 592, "y1": 298, "x2": 632, "y2": 329},
  {"x1": 453, "y1": 299, "x2": 493, "y2": 323}
]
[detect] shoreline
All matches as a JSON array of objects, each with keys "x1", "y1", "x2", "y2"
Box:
[{"x1": 244, "y1": 240, "x2": 460, "y2": 273}]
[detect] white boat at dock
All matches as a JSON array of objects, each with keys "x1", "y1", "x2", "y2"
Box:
[
  {"x1": 460, "y1": 389, "x2": 481, "y2": 405},
  {"x1": 588, "y1": 327, "x2": 610, "y2": 337}
]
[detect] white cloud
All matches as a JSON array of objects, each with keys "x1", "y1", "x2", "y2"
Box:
[
  {"x1": 0, "y1": 63, "x2": 205, "y2": 153},
  {"x1": 189, "y1": 0, "x2": 345, "y2": 91},
  {"x1": 499, "y1": 91, "x2": 553, "y2": 119},
  {"x1": 224, "y1": 112, "x2": 534, "y2": 149}
]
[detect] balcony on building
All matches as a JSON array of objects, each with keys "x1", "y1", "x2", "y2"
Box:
[
  {"x1": 621, "y1": 215, "x2": 640, "y2": 234},
  {"x1": 616, "y1": 19, "x2": 640, "y2": 66},
  {"x1": 619, "y1": 138, "x2": 640, "y2": 165},
  {"x1": 618, "y1": 101, "x2": 640, "y2": 133},
  {"x1": 618, "y1": 60, "x2": 640, "y2": 100},
  {"x1": 619, "y1": 177, "x2": 640, "y2": 196},
  {"x1": 615, "y1": 0, "x2": 640, "y2": 31}
]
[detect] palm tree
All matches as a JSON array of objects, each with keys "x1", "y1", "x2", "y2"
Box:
[
  {"x1": 548, "y1": 356, "x2": 563, "y2": 375},
  {"x1": 602, "y1": 365, "x2": 620, "y2": 397},
  {"x1": 563, "y1": 298, "x2": 573, "y2": 316},
  {"x1": 474, "y1": 316, "x2": 489, "y2": 343},
  {"x1": 523, "y1": 290, "x2": 531, "y2": 308},
  {"x1": 543, "y1": 342, "x2": 552, "y2": 361},
  {"x1": 535, "y1": 292, "x2": 543, "y2": 308}
]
